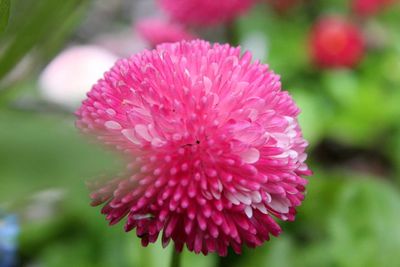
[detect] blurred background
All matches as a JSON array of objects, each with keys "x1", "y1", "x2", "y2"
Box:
[{"x1": 1, "y1": 0, "x2": 400, "y2": 266}]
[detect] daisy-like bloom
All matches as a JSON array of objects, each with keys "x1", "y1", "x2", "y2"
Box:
[
  {"x1": 309, "y1": 16, "x2": 365, "y2": 68},
  {"x1": 136, "y1": 18, "x2": 196, "y2": 47},
  {"x1": 158, "y1": 0, "x2": 255, "y2": 26},
  {"x1": 76, "y1": 40, "x2": 311, "y2": 256}
]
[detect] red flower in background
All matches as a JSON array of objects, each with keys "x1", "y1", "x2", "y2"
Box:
[
  {"x1": 309, "y1": 17, "x2": 365, "y2": 69},
  {"x1": 352, "y1": 0, "x2": 394, "y2": 16}
]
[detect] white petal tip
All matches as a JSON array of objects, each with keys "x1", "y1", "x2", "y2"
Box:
[{"x1": 240, "y1": 148, "x2": 260, "y2": 164}]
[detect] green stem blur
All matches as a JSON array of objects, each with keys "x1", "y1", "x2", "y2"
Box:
[
  {"x1": 170, "y1": 249, "x2": 181, "y2": 267},
  {"x1": 226, "y1": 20, "x2": 239, "y2": 46}
]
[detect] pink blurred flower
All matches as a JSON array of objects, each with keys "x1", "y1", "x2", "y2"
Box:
[
  {"x1": 352, "y1": 0, "x2": 394, "y2": 16},
  {"x1": 136, "y1": 18, "x2": 196, "y2": 47},
  {"x1": 76, "y1": 40, "x2": 311, "y2": 256},
  {"x1": 158, "y1": 0, "x2": 255, "y2": 26},
  {"x1": 309, "y1": 16, "x2": 365, "y2": 69},
  {"x1": 39, "y1": 45, "x2": 118, "y2": 108}
]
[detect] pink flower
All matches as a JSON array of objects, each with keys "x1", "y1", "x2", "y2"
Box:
[
  {"x1": 136, "y1": 18, "x2": 196, "y2": 47},
  {"x1": 76, "y1": 40, "x2": 311, "y2": 256},
  {"x1": 309, "y1": 16, "x2": 365, "y2": 69},
  {"x1": 158, "y1": 0, "x2": 255, "y2": 26}
]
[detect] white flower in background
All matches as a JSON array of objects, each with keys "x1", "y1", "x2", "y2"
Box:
[{"x1": 39, "y1": 45, "x2": 118, "y2": 109}]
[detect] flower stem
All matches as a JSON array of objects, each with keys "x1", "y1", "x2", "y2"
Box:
[
  {"x1": 170, "y1": 249, "x2": 181, "y2": 267},
  {"x1": 226, "y1": 20, "x2": 239, "y2": 46}
]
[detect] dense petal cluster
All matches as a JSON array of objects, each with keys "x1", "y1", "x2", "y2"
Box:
[
  {"x1": 309, "y1": 17, "x2": 365, "y2": 68},
  {"x1": 136, "y1": 18, "x2": 196, "y2": 47},
  {"x1": 76, "y1": 40, "x2": 311, "y2": 256},
  {"x1": 158, "y1": 0, "x2": 255, "y2": 26}
]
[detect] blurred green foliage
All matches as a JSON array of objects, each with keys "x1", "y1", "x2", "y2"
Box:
[
  {"x1": 0, "y1": 0, "x2": 10, "y2": 33},
  {"x1": 1, "y1": 0, "x2": 400, "y2": 267},
  {"x1": 0, "y1": 0, "x2": 89, "y2": 92}
]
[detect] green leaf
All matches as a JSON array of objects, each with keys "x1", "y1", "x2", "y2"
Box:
[
  {"x1": 0, "y1": 0, "x2": 10, "y2": 33},
  {"x1": 0, "y1": 0, "x2": 87, "y2": 83},
  {"x1": 300, "y1": 175, "x2": 400, "y2": 267},
  {"x1": 38, "y1": 0, "x2": 90, "y2": 63},
  {"x1": 327, "y1": 179, "x2": 400, "y2": 267}
]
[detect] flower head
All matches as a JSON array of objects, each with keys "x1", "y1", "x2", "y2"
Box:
[
  {"x1": 158, "y1": 0, "x2": 254, "y2": 26},
  {"x1": 136, "y1": 18, "x2": 196, "y2": 47},
  {"x1": 309, "y1": 16, "x2": 365, "y2": 69},
  {"x1": 76, "y1": 40, "x2": 311, "y2": 256}
]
